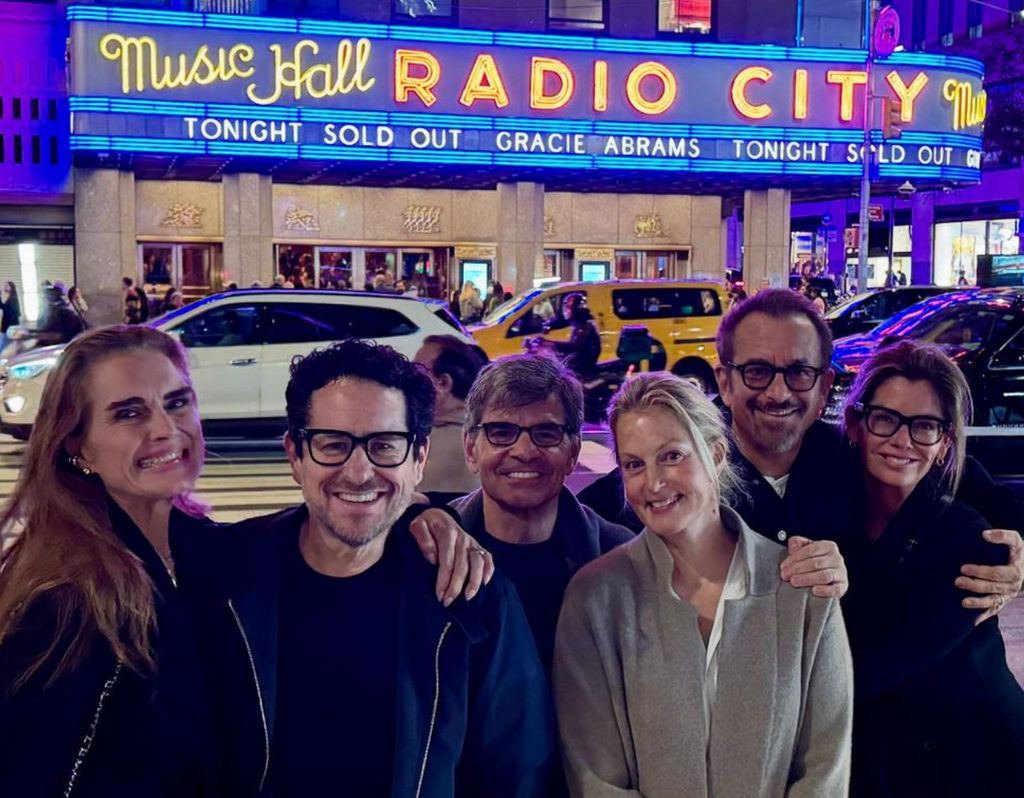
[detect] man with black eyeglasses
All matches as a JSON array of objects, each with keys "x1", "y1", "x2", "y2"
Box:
[
  {"x1": 182, "y1": 340, "x2": 555, "y2": 797},
  {"x1": 450, "y1": 353, "x2": 634, "y2": 676}
]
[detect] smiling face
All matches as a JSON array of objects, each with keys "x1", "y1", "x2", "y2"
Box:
[
  {"x1": 848, "y1": 376, "x2": 950, "y2": 502},
  {"x1": 716, "y1": 312, "x2": 833, "y2": 465},
  {"x1": 615, "y1": 406, "x2": 722, "y2": 540},
  {"x1": 464, "y1": 394, "x2": 579, "y2": 515},
  {"x1": 74, "y1": 351, "x2": 202, "y2": 516},
  {"x1": 285, "y1": 377, "x2": 426, "y2": 550}
]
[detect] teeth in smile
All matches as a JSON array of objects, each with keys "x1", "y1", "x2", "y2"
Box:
[
  {"x1": 762, "y1": 408, "x2": 795, "y2": 416},
  {"x1": 651, "y1": 496, "x2": 679, "y2": 510},
  {"x1": 507, "y1": 472, "x2": 541, "y2": 479},
  {"x1": 336, "y1": 491, "x2": 379, "y2": 503},
  {"x1": 882, "y1": 456, "x2": 914, "y2": 465},
  {"x1": 139, "y1": 450, "x2": 182, "y2": 469}
]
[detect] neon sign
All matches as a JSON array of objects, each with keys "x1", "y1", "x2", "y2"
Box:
[{"x1": 68, "y1": 5, "x2": 986, "y2": 183}]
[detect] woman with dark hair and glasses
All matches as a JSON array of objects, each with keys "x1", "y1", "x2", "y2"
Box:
[{"x1": 840, "y1": 339, "x2": 1024, "y2": 797}]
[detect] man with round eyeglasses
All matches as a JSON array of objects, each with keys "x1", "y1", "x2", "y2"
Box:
[{"x1": 451, "y1": 353, "x2": 634, "y2": 677}]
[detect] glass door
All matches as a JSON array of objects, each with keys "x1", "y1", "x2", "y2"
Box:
[
  {"x1": 138, "y1": 243, "x2": 222, "y2": 312},
  {"x1": 315, "y1": 247, "x2": 353, "y2": 289}
]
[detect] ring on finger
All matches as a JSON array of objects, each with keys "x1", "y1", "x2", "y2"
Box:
[{"x1": 469, "y1": 548, "x2": 488, "y2": 558}]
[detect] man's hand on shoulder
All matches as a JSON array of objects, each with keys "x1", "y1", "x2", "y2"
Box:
[
  {"x1": 780, "y1": 536, "x2": 849, "y2": 599},
  {"x1": 956, "y1": 528, "x2": 1023, "y2": 625},
  {"x1": 407, "y1": 503, "x2": 495, "y2": 606}
]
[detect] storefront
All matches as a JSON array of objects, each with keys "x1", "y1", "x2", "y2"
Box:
[{"x1": 66, "y1": 5, "x2": 986, "y2": 321}]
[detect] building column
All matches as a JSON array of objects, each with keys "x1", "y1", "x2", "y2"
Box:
[
  {"x1": 910, "y1": 192, "x2": 934, "y2": 285},
  {"x1": 825, "y1": 199, "x2": 848, "y2": 279},
  {"x1": 74, "y1": 167, "x2": 136, "y2": 325},
  {"x1": 223, "y1": 173, "x2": 273, "y2": 288},
  {"x1": 742, "y1": 188, "x2": 791, "y2": 290},
  {"x1": 496, "y1": 182, "x2": 544, "y2": 295}
]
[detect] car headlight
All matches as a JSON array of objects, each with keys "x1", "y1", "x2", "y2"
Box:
[{"x1": 9, "y1": 357, "x2": 57, "y2": 380}]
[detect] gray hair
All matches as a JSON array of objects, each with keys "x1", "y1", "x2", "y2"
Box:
[
  {"x1": 465, "y1": 352, "x2": 584, "y2": 437},
  {"x1": 609, "y1": 372, "x2": 743, "y2": 507}
]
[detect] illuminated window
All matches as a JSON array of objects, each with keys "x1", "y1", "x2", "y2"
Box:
[
  {"x1": 658, "y1": 0, "x2": 712, "y2": 35},
  {"x1": 548, "y1": 0, "x2": 605, "y2": 31},
  {"x1": 939, "y1": 0, "x2": 953, "y2": 40},
  {"x1": 393, "y1": 0, "x2": 454, "y2": 19},
  {"x1": 912, "y1": 0, "x2": 927, "y2": 49}
]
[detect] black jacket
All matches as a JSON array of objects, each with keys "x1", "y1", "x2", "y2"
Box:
[
  {"x1": 842, "y1": 478, "x2": 1024, "y2": 797},
  {"x1": 0, "y1": 502, "x2": 217, "y2": 798},
  {"x1": 173, "y1": 503, "x2": 557, "y2": 798}
]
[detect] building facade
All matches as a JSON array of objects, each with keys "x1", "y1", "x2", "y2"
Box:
[{"x1": 0, "y1": 0, "x2": 990, "y2": 322}]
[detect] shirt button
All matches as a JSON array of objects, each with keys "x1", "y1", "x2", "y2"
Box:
[{"x1": 777, "y1": 531, "x2": 788, "y2": 542}]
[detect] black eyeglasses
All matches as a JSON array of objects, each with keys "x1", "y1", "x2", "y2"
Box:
[
  {"x1": 726, "y1": 361, "x2": 825, "y2": 392},
  {"x1": 471, "y1": 422, "x2": 568, "y2": 448},
  {"x1": 853, "y1": 403, "x2": 950, "y2": 446},
  {"x1": 297, "y1": 428, "x2": 414, "y2": 467}
]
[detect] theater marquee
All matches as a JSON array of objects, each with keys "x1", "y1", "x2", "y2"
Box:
[{"x1": 68, "y1": 5, "x2": 986, "y2": 183}]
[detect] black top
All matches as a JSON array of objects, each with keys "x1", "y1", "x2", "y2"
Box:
[
  {"x1": 272, "y1": 533, "x2": 400, "y2": 797},
  {"x1": 842, "y1": 478, "x2": 1024, "y2": 797},
  {"x1": 0, "y1": 501, "x2": 217, "y2": 798},
  {"x1": 475, "y1": 527, "x2": 570, "y2": 675}
]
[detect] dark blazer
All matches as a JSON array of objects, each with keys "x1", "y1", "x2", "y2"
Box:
[
  {"x1": 842, "y1": 479, "x2": 1024, "y2": 797},
  {"x1": 173, "y1": 503, "x2": 556, "y2": 798},
  {"x1": 0, "y1": 502, "x2": 217, "y2": 798}
]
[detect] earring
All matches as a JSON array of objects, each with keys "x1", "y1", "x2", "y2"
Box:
[{"x1": 70, "y1": 455, "x2": 93, "y2": 476}]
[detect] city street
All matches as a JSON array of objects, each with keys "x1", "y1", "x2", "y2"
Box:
[{"x1": 0, "y1": 431, "x2": 1021, "y2": 687}]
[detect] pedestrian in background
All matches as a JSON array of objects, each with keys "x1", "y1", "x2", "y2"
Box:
[
  {"x1": 123, "y1": 277, "x2": 144, "y2": 324},
  {"x1": 484, "y1": 281, "x2": 504, "y2": 316},
  {"x1": 448, "y1": 288, "x2": 462, "y2": 320},
  {"x1": 460, "y1": 280, "x2": 483, "y2": 324},
  {"x1": 1, "y1": 280, "x2": 22, "y2": 347},
  {"x1": 68, "y1": 285, "x2": 89, "y2": 328}
]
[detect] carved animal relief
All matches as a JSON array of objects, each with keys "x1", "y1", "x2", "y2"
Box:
[{"x1": 161, "y1": 203, "x2": 205, "y2": 228}]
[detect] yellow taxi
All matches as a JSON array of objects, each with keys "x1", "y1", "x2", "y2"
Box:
[{"x1": 470, "y1": 280, "x2": 727, "y2": 392}]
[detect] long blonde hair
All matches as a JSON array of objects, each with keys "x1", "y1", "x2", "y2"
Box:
[{"x1": 0, "y1": 326, "x2": 203, "y2": 691}]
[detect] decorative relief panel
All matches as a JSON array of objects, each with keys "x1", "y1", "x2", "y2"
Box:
[
  {"x1": 634, "y1": 214, "x2": 665, "y2": 238},
  {"x1": 543, "y1": 215, "x2": 555, "y2": 236},
  {"x1": 402, "y1": 205, "x2": 442, "y2": 234},
  {"x1": 283, "y1": 206, "x2": 320, "y2": 232},
  {"x1": 161, "y1": 203, "x2": 205, "y2": 228}
]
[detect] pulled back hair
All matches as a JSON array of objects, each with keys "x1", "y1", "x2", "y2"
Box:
[
  {"x1": 421, "y1": 334, "x2": 489, "y2": 402},
  {"x1": 609, "y1": 372, "x2": 743, "y2": 507},
  {"x1": 0, "y1": 326, "x2": 203, "y2": 691},
  {"x1": 716, "y1": 287, "x2": 833, "y2": 368},
  {"x1": 841, "y1": 339, "x2": 971, "y2": 496},
  {"x1": 286, "y1": 339, "x2": 436, "y2": 456}
]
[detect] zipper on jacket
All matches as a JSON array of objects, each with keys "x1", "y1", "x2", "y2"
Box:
[
  {"x1": 228, "y1": 599, "x2": 271, "y2": 793},
  {"x1": 415, "y1": 621, "x2": 452, "y2": 798}
]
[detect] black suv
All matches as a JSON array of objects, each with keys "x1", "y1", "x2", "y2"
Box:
[
  {"x1": 825, "y1": 286, "x2": 956, "y2": 340},
  {"x1": 826, "y1": 288, "x2": 1024, "y2": 472}
]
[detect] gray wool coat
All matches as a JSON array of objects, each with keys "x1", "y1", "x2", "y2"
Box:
[{"x1": 552, "y1": 505, "x2": 852, "y2": 798}]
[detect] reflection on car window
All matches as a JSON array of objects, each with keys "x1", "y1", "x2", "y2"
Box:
[
  {"x1": 612, "y1": 288, "x2": 721, "y2": 319},
  {"x1": 174, "y1": 305, "x2": 260, "y2": 348},
  {"x1": 267, "y1": 303, "x2": 417, "y2": 345},
  {"x1": 992, "y1": 326, "x2": 1024, "y2": 369},
  {"x1": 913, "y1": 309, "x2": 1016, "y2": 351}
]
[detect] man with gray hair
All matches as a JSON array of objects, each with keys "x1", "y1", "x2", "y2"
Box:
[{"x1": 451, "y1": 352, "x2": 634, "y2": 673}]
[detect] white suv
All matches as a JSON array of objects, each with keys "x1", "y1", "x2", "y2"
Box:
[{"x1": 0, "y1": 289, "x2": 471, "y2": 439}]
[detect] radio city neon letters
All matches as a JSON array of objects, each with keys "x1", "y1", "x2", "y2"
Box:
[{"x1": 730, "y1": 66, "x2": 773, "y2": 120}]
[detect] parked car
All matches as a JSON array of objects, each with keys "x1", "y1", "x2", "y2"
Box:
[
  {"x1": 0, "y1": 289, "x2": 469, "y2": 439},
  {"x1": 826, "y1": 288, "x2": 1024, "y2": 433},
  {"x1": 824, "y1": 285, "x2": 957, "y2": 340},
  {"x1": 472, "y1": 280, "x2": 727, "y2": 392}
]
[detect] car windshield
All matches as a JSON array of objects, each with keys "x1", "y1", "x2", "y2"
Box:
[
  {"x1": 482, "y1": 289, "x2": 543, "y2": 324},
  {"x1": 868, "y1": 296, "x2": 1017, "y2": 351},
  {"x1": 825, "y1": 293, "x2": 870, "y2": 319}
]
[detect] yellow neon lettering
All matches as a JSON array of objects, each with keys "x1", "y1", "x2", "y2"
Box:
[
  {"x1": 826, "y1": 70, "x2": 868, "y2": 121},
  {"x1": 593, "y1": 60, "x2": 608, "y2": 112},
  {"x1": 885, "y1": 71, "x2": 928, "y2": 121},
  {"x1": 530, "y1": 57, "x2": 575, "y2": 111},
  {"x1": 246, "y1": 38, "x2": 375, "y2": 106},
  {"x1": 730, "y1": 66, "x2": 773, "y2": 120},
  {"x1": 99, "y1": 33, "x2": 256, "y2": 94},
  {"x1": 458, "y1": 54, "x2": 510, "y2": 108},
  {"x1": 943, "y1": 79, "x2": 987, "y2": 130},
  {"x1": 625, "y1": 61, "x2": 677, "y2": 116},
  {"x1": 793, "y1": 68, "x2": 808, "y2": 120},
  {"x1": 394, "y1": 49, "x2": 441, "y2": 106}
]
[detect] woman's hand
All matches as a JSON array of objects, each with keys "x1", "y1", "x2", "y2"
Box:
[
  {"x1": 780, "y1": 537, "x2": 849, "y2": 598},
  {"x1": 408, "y1": 507, "x2": 495, "y2": 606},
  {"x1": 956, "y1": 528, "x2": 1024, "y2": 625}
]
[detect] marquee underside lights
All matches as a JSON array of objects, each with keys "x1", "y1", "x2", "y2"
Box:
[{"x1": 67, "y1": 5, "x2": 986, "y2": 184}]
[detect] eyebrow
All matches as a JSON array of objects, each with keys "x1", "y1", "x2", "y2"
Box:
[{"x1": 105, "y1": 386, "x2": 193, "y2": 412}]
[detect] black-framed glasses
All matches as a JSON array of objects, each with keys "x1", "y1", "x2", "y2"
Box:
[
  {"x1": 297, "y1": 428, "x2": 414, "y2": 467},
  {"x1": 471, "y1": 422, "x2": 568, "y2": 448},
  {"x1": 726, "y1": 361, "x2": 824, "y2": 392},
  {"x1": 853, "y1": 403, "x2": 950, "y2": 446}
]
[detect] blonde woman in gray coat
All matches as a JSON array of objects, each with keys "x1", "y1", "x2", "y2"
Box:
[{"x1": 553, "y1": 373, "x2": 853, "y2": 798}]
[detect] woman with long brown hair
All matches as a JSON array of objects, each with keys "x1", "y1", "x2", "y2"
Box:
[{"x1": 0, "y1": 325, "x2": 217, "y2": 797}]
